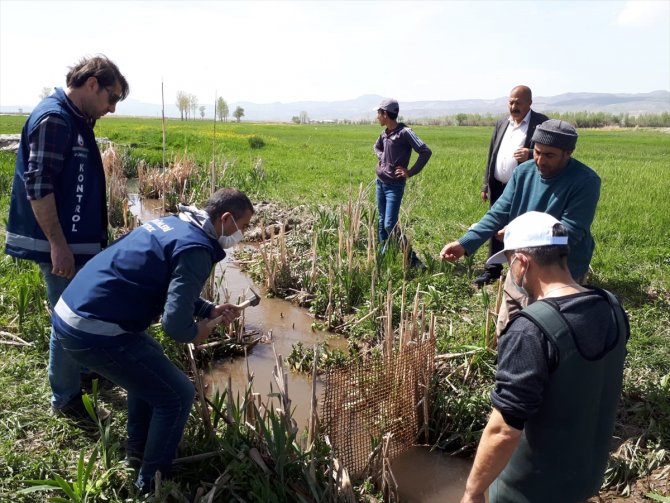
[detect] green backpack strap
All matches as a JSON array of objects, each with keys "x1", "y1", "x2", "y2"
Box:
[
  {"x1": 516, "y1": 288, "x2": 627, "y2": 346},
  {"x1": 516, "y1": 300, "x2": 570, "y2": 345},
  {"x1": 598, "y1": 288, "x2": 628, "y2": 344}
]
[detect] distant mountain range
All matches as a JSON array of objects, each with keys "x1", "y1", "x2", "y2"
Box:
[{"x1": 2, "y1": 91, "x2": 668, "y2": 122}]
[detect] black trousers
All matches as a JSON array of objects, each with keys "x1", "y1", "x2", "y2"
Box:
[{"x1": 485, "y1": 177, "x2": 506, "y2": 274}]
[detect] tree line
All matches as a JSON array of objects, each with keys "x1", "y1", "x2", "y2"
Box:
[
  {"x1": 176, "y1": 92, "x2": 244, "y2": 122},
  {"x1": 408, "y1": 111, "x2": 670, "y2": 128}
]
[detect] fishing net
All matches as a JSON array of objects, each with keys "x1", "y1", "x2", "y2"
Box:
[{"x1": 322, "y1": 328, "x2": 435, "y2": 478}]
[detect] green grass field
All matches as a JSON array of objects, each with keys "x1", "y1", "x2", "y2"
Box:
[{"x1": 0, "y1": 116, "x2": 668, "y2": 501}]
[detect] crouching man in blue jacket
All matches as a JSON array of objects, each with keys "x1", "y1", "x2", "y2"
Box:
[{"x1": 51, "y1": 188, "x2": 254, "y2": 491}]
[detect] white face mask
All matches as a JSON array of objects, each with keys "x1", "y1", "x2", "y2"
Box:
[
  {"x1": 218, "y1": 216, "x2": 243, "y2": 250},
  {"x1": 509, "y1": 256, "x2": 529, "y2": 297}
]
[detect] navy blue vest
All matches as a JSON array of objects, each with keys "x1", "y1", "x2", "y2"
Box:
[
  {"x1": 53, "y1": 216, "x2": 225, "y2": 337},
  {"x1": 5, "y1": 88, "x2": 108, "y2": 265}
]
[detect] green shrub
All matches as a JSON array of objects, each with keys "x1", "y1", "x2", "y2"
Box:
[{"x1": 248, "y1": 135, "x2": 265, "y2": 149}]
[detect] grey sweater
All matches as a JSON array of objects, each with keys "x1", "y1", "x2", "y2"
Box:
[{"x1": 374, "y1": 123, "x2": 432, "y2": 184}]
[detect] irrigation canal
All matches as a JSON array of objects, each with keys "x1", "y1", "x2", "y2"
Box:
[{"x1": 128, "y1": 192, "x2": 471, "y2": 501}]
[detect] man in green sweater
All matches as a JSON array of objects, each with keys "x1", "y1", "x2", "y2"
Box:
[{"x1": 440, "y1": 120, "x2": 600, "y2": 333}]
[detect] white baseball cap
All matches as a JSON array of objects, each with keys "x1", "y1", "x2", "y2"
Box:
[{"x1": 486, "y1": 211, "x2": 568, "y2": 265}]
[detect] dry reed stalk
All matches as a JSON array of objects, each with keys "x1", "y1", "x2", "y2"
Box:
[
  {"x1": 187, "y1": 343, "x2": 214, "y2": 438},
  {"x1": 420, "y1": 305, "x2": 426, "y2": 342},
  {"x1": 271, "y1": 343, "x2": 298, "y2": 436},
  {"x1": 309, "y1": 233, "x2": 318, "y2": 290},
  {"x1": 278, "y1": 221, "x2": 287, "y2": 267},
  {"x1": 334, "y1": 306, "x2": 379, "y2": 331},
  {"x1": 434, "y1": 349, "x2": 480, "y2": 360},
  {"x1": 385, "y1": 280, "x2": 394, "y2": 356},
  {"x1": 421, "y1": 372, "x2": 430, "y2": 443},
  {"x1": 325, "y1": 265, "x2": 334, "y2": 327},
  {"x1": 399, "y1": 283, "x2": 406, "y2": 348},
  {"x1": 101, "y1": 145, "x2": 129, "y2": 229},
  {"x1": 307, "y1": 345, "x2": 319, "y2": 449},
  {"x1": 245, "y1": 347, "x2": 252, "y2": 385},
  {"x1": 332, "y1": 456, "x2": 356, "y2": 503},
  {"x1": 202, "y1": 469, "x2": 232, "y2": 502},
  {"x1": 337, "y1": 213, "x2": 344, "y2": 270},
  {"x1": 258, "y1": 222, "x2": 277, "y2": 291},
  {"x1": 172, "y1": 450, "x2": 221, "y2": 465},
  {"x1": 367, "y1": 208, "x2": 376, "y2": 266},
  {"x1": 0, "y1": 331, "x2": 32, "y2": 347},
  {"x1": 352, "y1": 183, "x2": 365, "y2": 243},
  {"x1": 248, "y1": 447, "x2": 272, "y2": 474},
  {"x1": 210, "y1": 92, "x2": 217, "y2": 196},
  {"x1": 381, "y1": 433, "x2": 399, "y2": 502},
  {"x1": 411, "y1": 283, "x2": 421, "y2": 341},
  {"x1": 154, "y1": 470, "x2": 162, "y2": 500},
  {"x1": 370, "y1": 268, "x2": 377, "y2": 309}
]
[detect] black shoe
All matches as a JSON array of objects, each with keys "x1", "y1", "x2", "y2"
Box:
[
  {"x1": 123, "y1": 454, "x2": 143, "y2": 471},
  {"x1": 473, "y1": 270, "x2": 501, "y2": 288},
  {"x1": 54, "y1": 394, "x2": 111, "y2": 424},
  {"x1": 409, "y1": 251, "x2": 427, "y2": 270}
]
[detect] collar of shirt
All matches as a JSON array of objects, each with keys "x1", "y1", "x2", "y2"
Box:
[{"x1": 508, "y1": 109, "x2": 532, "y2": 128}]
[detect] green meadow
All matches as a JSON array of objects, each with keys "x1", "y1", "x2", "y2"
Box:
[{"x1": 0, "y1": 116, "x2": 668, "y2": 501}]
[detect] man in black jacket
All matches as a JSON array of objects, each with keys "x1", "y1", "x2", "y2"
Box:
[{"x1": 475, "y1": 85, "x2": 548, "y2": 287}]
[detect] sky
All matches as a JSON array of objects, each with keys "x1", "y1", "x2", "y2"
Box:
[{"x1": 1, "y1": 0, "x2": 669, "y2": 110}]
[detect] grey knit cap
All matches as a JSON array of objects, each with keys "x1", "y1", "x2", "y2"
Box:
[
  {"x1": 531, "y1": 119, "x2": 578, "y2": 151},
  {"x1": 377, "y1": 98, "x2": 400, "y2": 115}
]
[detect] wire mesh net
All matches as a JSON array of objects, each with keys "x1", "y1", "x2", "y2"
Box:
[{"x1": 322, "y1": 332, "x2": 435, "y2": 479}]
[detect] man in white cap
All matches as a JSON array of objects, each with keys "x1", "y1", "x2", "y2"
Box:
[
  {"x1": 460, "y1": 211, "x2": 628, "y2": 503},
  {"x1": 440, "y1": 119, "x2": 601, "y2": 333}
]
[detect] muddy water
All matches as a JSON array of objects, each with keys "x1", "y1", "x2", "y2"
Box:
[
  {"x1": 127, "y1": 194, "x2": 345, "y2": 428},
  {"x1": 127, "y1": 192, "x2": 472, "y2": 501},
  {"x1": 203, "y1": 255, "x2": 346, "y2": 429},
  {"x1": 392, "y1": 447, "x2": 471, "y2": 502}
]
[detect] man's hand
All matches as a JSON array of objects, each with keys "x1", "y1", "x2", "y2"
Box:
[
  {"x1": 193, "y1": 303, "x2": 242, "y2": 345},
  {"x1": 460, "y1": 492, "x2": 486, "y2": 503},
  {"x1": 440, "y1": 241, "x2": 466, "y2": 261},
  {"x1": 495, "y1": 226, "x2": 506, "y2": 242},
  {"x1": 50, "y1": 242, "x2": 75, "y2": 279},
  {"x1": 193, "y1": 319, "x2": 214, "y2": 345},
  {"x1": 394, "y1": 166, "x2": 409, "y2": 179},
  {"x1": 481, "y1": 191, "x2": 488, "y2": 202},
  {"x1": 513, "y1": 147, "x2": 530, "y2": 163},
  {"x1": 31, "y1": 194, "x2": 75, "y2": 278},
  {"x1": 210, "y1": 303, "x2": 242, "y2": 326}
]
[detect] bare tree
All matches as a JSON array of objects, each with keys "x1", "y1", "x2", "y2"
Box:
[
  {"x1": 199, "y1": 105, "x2": 206, "y2": 119},
  {"x1": 39, "y1": 87, "x2": 52, "y2": 100},
  {"x1": 190, "y1": 94, "x2": 198, "y2": 121},
  {"x1": 216, "y1": 97, "x2": 229, "y2": 122},
  {"x1": 176, "y1": 91, "x2": 189, "y2": 121},
  {"x1": 233, "y1": 106, "x2": 244, "y2": 123},
  {"x1": 299, "y1": 110, "x2": 310, "y2": 124}
]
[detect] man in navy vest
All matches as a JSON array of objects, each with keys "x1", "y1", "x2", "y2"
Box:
[
  {"x1": 460, "y1": 212, "x2": 628, "y2": 503},
  {"x1": 5, "y1": 55, "x2": 129, "y2": 420},
  {"x1": 51, "y1": 188, "x2": 254, "y2": 492}
]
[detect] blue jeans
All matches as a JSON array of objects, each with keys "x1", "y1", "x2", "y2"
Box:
[
  {"x1": 54, "y1": 329, "x2": 195, "y2": 488},
  {"x1": 40, "y1": 263, "x2": 83, "y2": 408},
  {"x1": 376, "y1": 180, "x2": 405, "y2": 245}
]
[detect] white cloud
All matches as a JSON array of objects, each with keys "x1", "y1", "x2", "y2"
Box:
[{"x1": 616, "y1": 0, "x2": 670, "y2": 28}]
